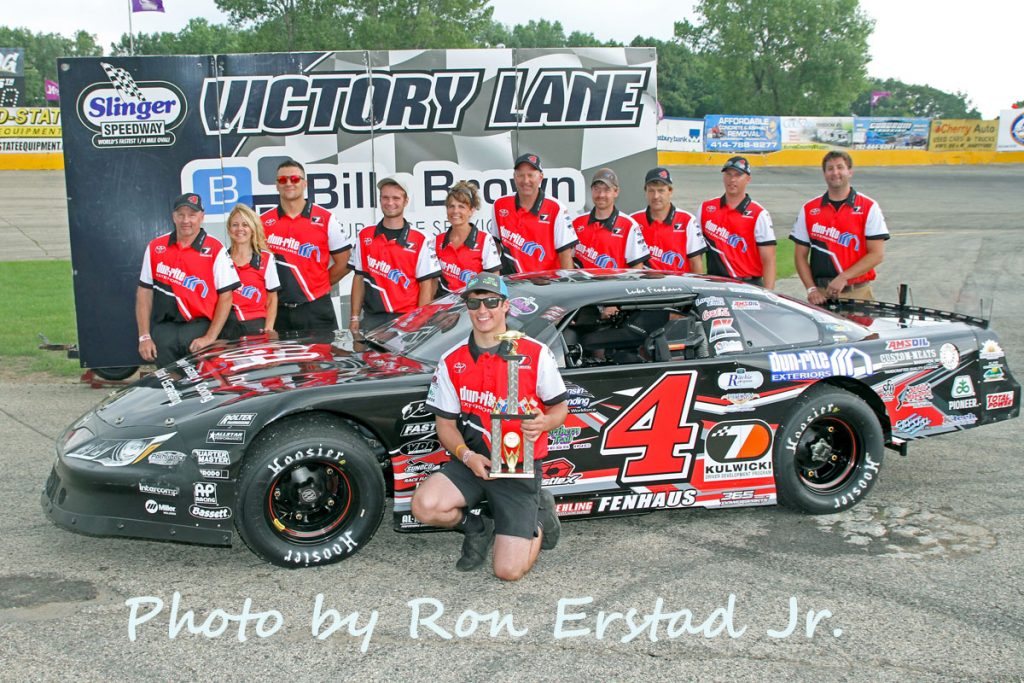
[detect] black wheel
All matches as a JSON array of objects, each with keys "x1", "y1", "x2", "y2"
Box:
[
  {"x1": 773, "y1": 386, "x2": 884, "y2": 514},
  {"x1": 236, "y1": 414, "x2": 386, "y2": 568},
  {"x1": 92, "y1": 366, "x2": 139, "y2": 381}
]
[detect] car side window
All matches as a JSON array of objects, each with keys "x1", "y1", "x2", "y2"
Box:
[{"x1": 726, "y1": 298, "x2": 820, "y2": 350}]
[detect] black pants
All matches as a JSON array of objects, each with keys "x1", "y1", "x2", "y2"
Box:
[
  {"x1": 152, "y1": 319, "x2": 209, "y2": 369},
  {"x1": 275, "y1": 294, "x2": 338, "y2": 334},
  {"x1": 222, "y1": 312, "x2": 266, "y2": 340},
  {"x1": 736, "y1": 276, "x2": 764, "y2": 286}
]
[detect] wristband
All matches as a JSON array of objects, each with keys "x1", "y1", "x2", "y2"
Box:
[
  {"x1": 138, "y1": 334, "x2": 151, "y2": 342},
  {"x1": 462, "y1": 450, "x2": 473, "y2": 466},
  {"x1": 350, "y1": 316, "x2": 359, "y2": 322},
  {"x1": 454, "y1": 443, "x2": 468, "y2": 459},
  {"x1": 806, "y1": 286, "x2": 818, "y2": 294}
]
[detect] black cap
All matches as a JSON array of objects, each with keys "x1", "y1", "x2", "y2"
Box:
[
  {"x1": 644, "y1": 167, "x2": 673, "y2": 186},
  {"x1": 514, "y1": 153, "x2": 542, "y2": 172},
  {"x1": 461, "y1": 272, "x2": 509, "y2": 299},
  {"x1": 173, "y1": 193, "x2": 204, "y2": 212},
  {"x1": 721, "y1": 156, "x2": 751, "y2": 175}
]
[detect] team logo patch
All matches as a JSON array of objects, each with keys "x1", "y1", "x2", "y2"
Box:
[{"x1": 704, "y1": 419, "x2": 773, "y2": 463}]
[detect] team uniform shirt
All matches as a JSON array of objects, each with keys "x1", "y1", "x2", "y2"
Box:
[
  {"x1": 490, "y1": 192, "x2": 577, "y2": 273},
  {"x1": 571, "y1": 208, "x2": 650, "y2": 270},
  {"x1": 231, "y1": 250, "x2": 282, "y2": 321},
  {"x1": 351, "y1": 220, "x2": 442, "y2": 314},
  {"x1": 631, "y1": 205, "x2": 707, "y2": 272},
  {"x1": 261, "y1": 202, "x2": 350, "y2": 304},
  {"x1": 139, "y1": 229, "x2": 239, "y2": 322},
  {"x1": 434, "y1": 225, "x2": 502, "y2": 294},
  {"x1": 427, "y1": 334, "x2": 567, "y2": 461},
  {"x1": 699, "y1": 194, "x2": 775, "y2": 280},
  {"x1": 790, "y1": 189, "x2": 889, "y2": 284}
]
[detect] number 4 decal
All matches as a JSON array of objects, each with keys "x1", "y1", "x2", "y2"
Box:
[{"x1": 600, "y1": 371, "x2": 700, "y2": 484}]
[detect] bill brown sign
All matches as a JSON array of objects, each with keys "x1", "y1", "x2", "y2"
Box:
[{"x1": 59, "y1": 49, "x2": 658, "y2": 369}]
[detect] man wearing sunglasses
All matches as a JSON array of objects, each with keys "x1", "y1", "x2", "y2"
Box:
[
  {"x1": 413, "y1": 272, "x2": 568, "y2": 581},
  {"x1": 261, "y1": 159, "x2": 351, "y2": 333}
]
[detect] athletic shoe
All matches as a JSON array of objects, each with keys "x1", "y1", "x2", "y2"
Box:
[
  {"x1": 455, "y1": 515, "x2": 494, "y2": 571},
  {"x1": 538, "y1": 488, "x2": 561, "y2": 550}
]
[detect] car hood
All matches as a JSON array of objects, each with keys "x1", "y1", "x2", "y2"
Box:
[{"x1": 95, "y1": 336, "x2": 432, "y2": 427}]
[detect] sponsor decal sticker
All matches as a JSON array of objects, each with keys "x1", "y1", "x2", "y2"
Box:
[
  {"x1": 555, "y1": 501, "x2": 594, "y2": 516},
  {"x1": 695, "y1": 295, "x2": 725, "y2": 308},
  {"x1": 193, "y1": 482, "x2": 219, "y2": 506},
  {"x1": 77, "y1": 62, "x2": 188, "y2": 148},
  {"x1": 885, "y1": 338, "x2": 930, "y2": 352},
  {"x1": 731, "y1": 300, "x2": 761, "y2": 310},
  {"x1": 189, "y1": 505, "x2": 232, "y2": 520},
  {"x1": 896, "y1": 383, "x2": 933, "y2": 410},
  {"x1": 206, "y1": 429, "x2": 245, "y2": 444},
  {"x1": 144, "y1": 499, "x2": 177, "y2": 516},
  {"x1": 401, "y1": 422, "x2": 436, "y2": 437},
  {"x1": 769, "y1": 347, "x2": 872, "y2": 381},
  {"x1": 701, "y1": 307, "x2": 730, "y2": 321},
  {"x1": 193, "y1": 448, "x2": 231, "y2": 465},
  {"x1": 986, "y1": 392, "x2": 1014, "y2": 410},
  {"x1": 714, "y1": 339, "x2": 743, "y2": 354},
  {"x1": 138, "y1": 482, "x2": 179, "y2": 496},
  {"x1": 596, "y1": 489, "x2": 697, "y2": 513},
  {"x1": 978, "y1": 340, "x2": 1004, "y2": 360},
  {"x1": 939, "y1": 343, "x2": 960, "y2": 371},
  {"x1": 199, "y1": 468, "x2": 229, "y2": 479},
  {"x1": 982, "y1": 363, "x2": 1006, "y2": 383},
  {"x1": 546, "y1": 427, "x2": 583, "y2": 452},
  {"x1": 541, "y1": 457, "x2": 583, "y2": 485},
  {"x1": 951, "y1": 375, "x2": 975, "y2": 397},
  {"x1": 218, "y1": 413, "x2": 257, "y2": 427},
  {"x1": 148, "y1": 450, "x2": 187, "y2": 466},
  {"x1": 507, "y1": 296, "x2": 539, "y2": 317},
  {"x1": 947, "y1": 398, "x2": 978, "y2": 410},
  {"x1": 895, "y1": 413, "x2": 931, "y2": 436},
  {"x1": 401, "y1": 400, "x2": 432, "y2": 421},
  {"x1": 717, "y1": 368, "x2": 764, "y2": 390},
  {"x1": 399, "y1": 439, "x2": 441, "y2": 457}
]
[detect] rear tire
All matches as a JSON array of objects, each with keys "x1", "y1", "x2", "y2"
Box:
[
  {"x1": 773, "y1": 386, "x2": 884, "y2": 514},
  {"x1": 235, "y1": 414, "x2": 386, "y2": 568},
  {"x1": 92, "y1": 366, "x2": 139, "y2": 381}
]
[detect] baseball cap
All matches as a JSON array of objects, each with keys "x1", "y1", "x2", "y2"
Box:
[
  {"x1": 514, "y1": 153, "x2": 543, "y2": 172},
  {"x1": 461, "y1": 272, "x2": 509, "y2": 299},
  {"x1": 644, "y1": 167, "x2": 673, "y2": 186},
  {"x1": 721, "y1": 156, "x2": 751, "y2": 175},
  {"x1": 591, "y1": 167, "x2": 619, "y2": 189},
  {"x1": 377, "y1": 176, "x2": 412, "y2": 198},
  {"x1": 172, "y1": 193, "x2": 204, "y2": 212}
]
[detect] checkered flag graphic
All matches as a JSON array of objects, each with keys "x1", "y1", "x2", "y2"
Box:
[{"x1": 100, "y1": 62, "x2": 146, "y2": 102}]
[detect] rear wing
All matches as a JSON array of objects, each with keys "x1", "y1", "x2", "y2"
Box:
[{"x1": 824, "y1": 298, "x2": 989, "y2": 329}]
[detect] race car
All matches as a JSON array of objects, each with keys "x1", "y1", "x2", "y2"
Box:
[{"x1": 42, "y1": 271, "x2": 1020, "y2": 568}]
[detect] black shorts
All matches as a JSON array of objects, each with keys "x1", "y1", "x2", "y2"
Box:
[
  {"x1": 276, "y1": 294, "x2": 337, "y2": 334},
  {"x1": 439, "y1": 458, "x2": 541, "y2": 539}
]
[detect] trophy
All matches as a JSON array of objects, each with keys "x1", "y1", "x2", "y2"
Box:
[{"x1": 489, "y1": 331, "x2": 537, "y2": 478}]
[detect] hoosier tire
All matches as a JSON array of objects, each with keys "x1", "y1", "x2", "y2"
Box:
[
  {"x1": 236, "y1": 414, "x2": 386, "y2": 568},
  {"x1": 773, "y1": 386, "x2": 884, "y2": 514}
]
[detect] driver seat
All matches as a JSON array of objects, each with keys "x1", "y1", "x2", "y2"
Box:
[{"x1": 645, "y1": 317, "x2": 708, "y2": 361}]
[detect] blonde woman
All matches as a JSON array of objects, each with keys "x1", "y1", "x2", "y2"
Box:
[
  {"x1": 434, "y1": 181, "x2": 501, "y2": 296},
  {"x1": 224, "y1": 203, "x2": 280, "y2": 338}
]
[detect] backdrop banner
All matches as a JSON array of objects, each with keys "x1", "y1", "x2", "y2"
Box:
[
  {"x1": 996, "y1": 109, "x2": 1024, "y2": 152},
  {"x1": 0, "y1": 107, "x2": 62, "y2": 153},
  {"x1": 780, "y1": 116, "x2": 854, "y2": 149},
  {"x1": 703, "y1": 114, "x2": 781, "y2": 152},
  {"x1": 657, "y1": 116, "x2": 703, "y2": 152},
  {"x1": 852, "y1": 117, "x2": 930, "y2": 150},
  {"x1": 58, "y1": 48, "x2": 659, "y2": 368},
  {"x1": 928, "y1": 119, "x2": 997, "y2": 152}
]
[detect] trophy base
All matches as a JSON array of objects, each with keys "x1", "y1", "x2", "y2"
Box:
[{"x1": 488, "y1": 470, "x2": 536, "y2": 479}]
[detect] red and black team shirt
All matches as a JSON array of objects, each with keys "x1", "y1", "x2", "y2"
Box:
[
  {"x1": 490, "y1": 192, "x2": 577, "y2": 273},
  {"x1": 351, "y1": 220, "x2": 442, "y2": 314},
  {"x1": 790, "y1": 189, "x2": 889, "y2": 284},
  {"x1": 434, "y1": 224, "x2": 502, "y2": 295},
  {"x1": 631, "y1": 205, "x2": 707, "y2": 272},
  {"x1": 261, "y1": 202, "x2": 350, "y2": 304},
  {"x1": 139, "y1": 229, "x2": 239, "y2": 322},
  {"x1": 231, "y1": 250, "x2": 282, "y2": 321},
  {"x1": 427, "y1": 334, "x2": 567, "y2": 460},
  {"x1": 571, "y1": 208, "x2": 650, "y2": 270},
  {"x1": 699, "y1": 194, "x2": 775, "y2": 280}
]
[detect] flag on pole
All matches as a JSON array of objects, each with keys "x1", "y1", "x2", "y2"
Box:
[
  {"x1": 131, "y1": 0, "x2": 165, "y2": 12},
  {"x1": 44, "y1": 79, "x2": 60, "y2": 101},
  {"x1": 870, "y1": 91, "x2": 892, "y2": 107}
]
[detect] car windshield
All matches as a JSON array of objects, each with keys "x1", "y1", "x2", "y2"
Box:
[{"x1": 363, "y1": 293, "x2": 530, "y2": 362}]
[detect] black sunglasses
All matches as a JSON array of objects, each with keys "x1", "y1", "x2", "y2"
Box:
[
  {"x1": 466, "y1": 296, "x2": 503, "y2": 310},
  {"x1": 276, "y1": 175, "x2": 304, "y2": 185}
]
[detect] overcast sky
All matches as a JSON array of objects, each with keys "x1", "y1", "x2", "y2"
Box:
[{"x1": 3, "y1": 0, "x2": 1017, "y2": 118}]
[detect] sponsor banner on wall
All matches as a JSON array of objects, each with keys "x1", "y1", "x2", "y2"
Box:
[
  {"x1": 59, "y1": 49, "x2": 659, "y2": 368},
  {"x1": 780, "y1": 116, "x2": 854, "y2": 149},
  {"x1": 852, "y1": 117, "x2": 930, "y2": 150},
  {"x1": 996, "y1": 109, "x2": 1024, "y2": 152},
  {"x1": 657, "y1": 116, "x2": 703, "y2": 152},
  {"x1": 0, "y1": 48, "x2": 25, "y2": 106},
  {"x1": 704, "y1": 114, "x2": 781, "y2": 152},
  {"x1": 928, "y1": 119, "x2": 997, "y2": 152},
  {"x1": 0, "y1": 107, "x2": 62, "y2": 153}
]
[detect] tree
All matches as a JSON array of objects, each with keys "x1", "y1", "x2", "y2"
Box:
[
  {"x1": 630, "y1": 36, "x2": 720, "y2": 118},
  {"x1": 852, "y1": 78, "x2": 981, "y2": 118},
  {"x1": 676, "y1": 0, "x2": 872, "y2": 115},
  {"x1": 111, "y1": 18, "x2": 247, "y2": 56},
  {"x1": 0, "y1": 27, "x2": 102, "y2": 106}
]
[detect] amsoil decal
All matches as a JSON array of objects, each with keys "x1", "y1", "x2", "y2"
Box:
[{"x1": 76, "y1": 62, "x2": 187, "y2": 148}]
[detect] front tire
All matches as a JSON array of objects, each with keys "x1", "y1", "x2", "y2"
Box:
[
  {"x1": 236, "y1": 414, "x2": 386, "y2": 568},
  {"x1": 774, "y1": 386, "x2": 884, "y2": 514}
]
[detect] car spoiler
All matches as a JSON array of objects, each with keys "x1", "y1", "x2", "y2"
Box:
[{"x1": 825, "y1": 298, "x2": 989, "y2": 330}]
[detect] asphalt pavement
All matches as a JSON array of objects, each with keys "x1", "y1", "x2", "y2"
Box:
[{"x1": 1, "y1": 165, "x2": 1023, "y2": 681}]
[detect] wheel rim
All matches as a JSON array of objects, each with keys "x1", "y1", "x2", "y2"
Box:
[
  {"x1": 265, "y1": 460, "x2": 355, "y2": 543},
  {"x1": 793, "y1": 416, "x2": 860, "y2": 493}
]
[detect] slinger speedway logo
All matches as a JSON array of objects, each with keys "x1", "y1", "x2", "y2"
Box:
[{"x1": 76, "y1": 62, "x2": 187, "y2": 149}]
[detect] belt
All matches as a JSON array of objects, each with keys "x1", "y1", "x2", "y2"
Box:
[
  {"x1": 815, "y1": 279, "x2": 870, "y2": 293},
  {"x1": 280, "y1": 301, "x2": 306, "y2": 308}
]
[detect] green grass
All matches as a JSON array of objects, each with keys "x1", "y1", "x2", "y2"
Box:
[
  {"x1": 0, "y1": 260, "x2": 82, "y2": 377},
  {"x1": 775, "y1": 237, "x2": 796, "y2": 281}
]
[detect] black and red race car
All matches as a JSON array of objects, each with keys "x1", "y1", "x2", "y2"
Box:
[{"x1": 42, "y1": 271, "x2": 1020, "y2": 567}]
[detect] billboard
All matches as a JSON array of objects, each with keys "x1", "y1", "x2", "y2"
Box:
[
  {"x1": 0, "y1": 107, "x2": 62, "y2": 154},
  {"x1": 704, "y1": 114, "x2": 781, "y2": 152},
  {"x1": 852, "y1": 117, "x2": 930, "y2": 150},
  {"x1": 0, "y1": 48, "x2": 25, "y2": 106},
  {"x1": 58, "y1": 49, "x2": 659, "y2": 368},
  {"x1": 657, "y1": 116, "x2": 703, "y2": 152},
  {"x1": 996, "y1": 109, "x2": 1024, "y2": 152},
  {"x1": 928, "y1": 119, "x2": 997, "y2": 152},
  {"x1": 780, "y1": 116, "x2": 854, "y2": 149}
]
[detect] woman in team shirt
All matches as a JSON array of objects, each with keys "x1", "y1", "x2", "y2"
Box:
[
  {"x1": 434, "y1": 181, "x2": 501, "y2": 296},
  {"x1": 224, "y1": 203, "x2": 281, "y2": 338}
]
